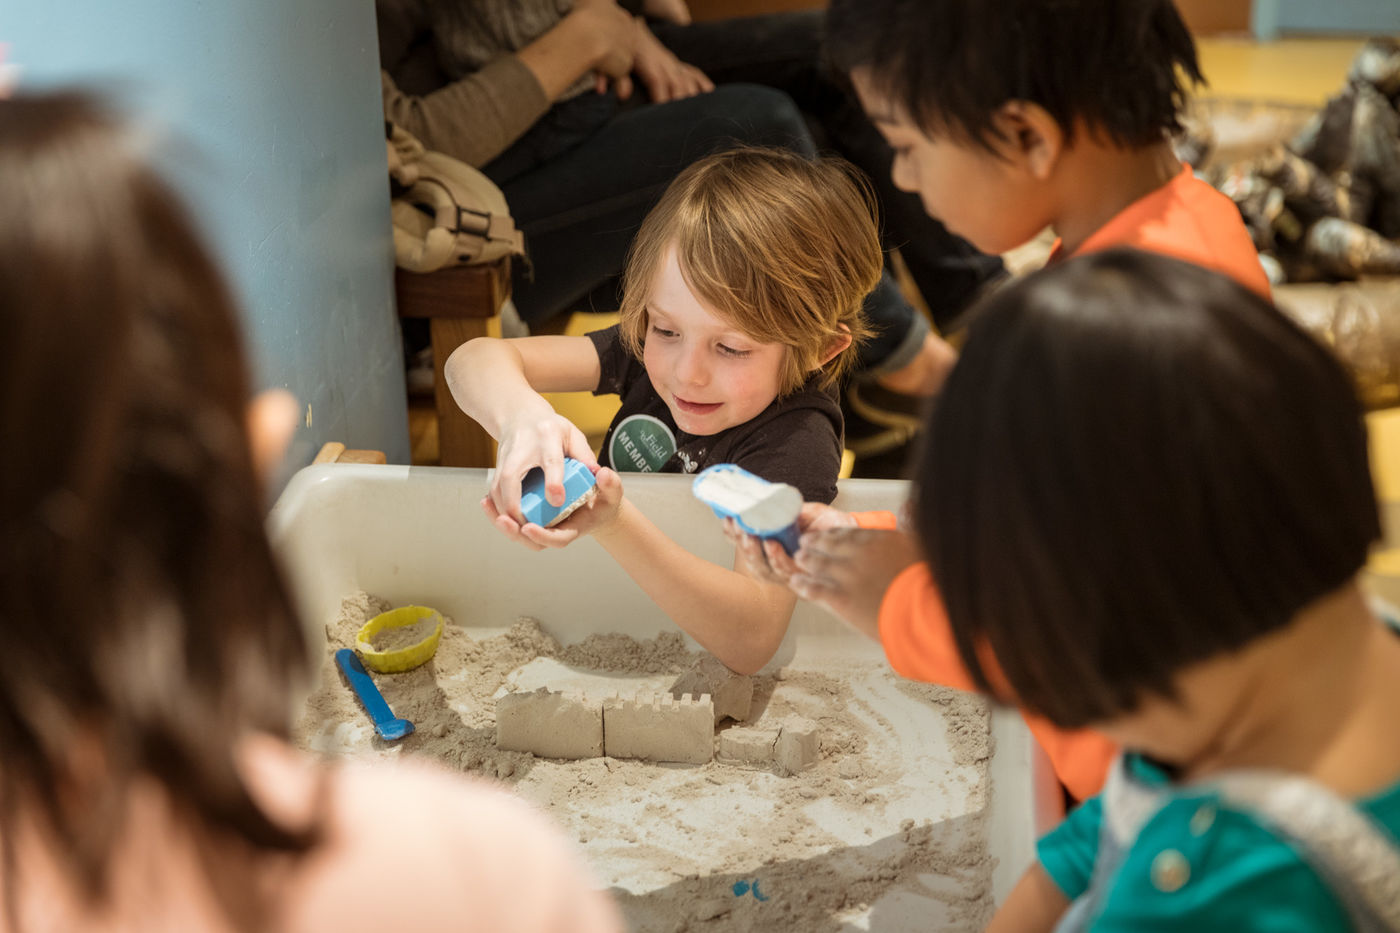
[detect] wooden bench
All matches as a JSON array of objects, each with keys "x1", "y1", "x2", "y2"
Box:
[
  {"x1": 395, "y1": 258, "x2": 512, "y2": 467},
  {"x1": 314, "y1": 442, "x2": 387, "y2": 465}
]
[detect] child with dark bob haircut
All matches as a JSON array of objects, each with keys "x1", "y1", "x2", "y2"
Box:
[
  {"x1": 920, "y1": 250, "x2": 1400, "y2": 930},
  {"x1": 0, "y1": 91, "x2": 619, "y2": 933}
]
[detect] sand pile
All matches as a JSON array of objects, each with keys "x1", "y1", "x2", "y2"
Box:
[{"x1": 296, "y1": 592, "x2": 997, "y2": 931}]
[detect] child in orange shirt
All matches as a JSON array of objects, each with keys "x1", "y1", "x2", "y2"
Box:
[
  {"x1": 731, "y1": 0, "x2": 1272, "y2": 801},
  {"x1": 828, "y1": 0, "x2": 1270, "y2": 298}
]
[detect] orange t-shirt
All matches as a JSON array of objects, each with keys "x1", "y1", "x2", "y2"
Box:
[
  {"x1": 865, "y1": 165, "x2": 1270, "y2": 800},
  {"x1": 1049, "y1": 163, "x2": 1273, "y2": 299},
  {"x1": 877, "y1": 563, "x2": 1116, "y2": 801}
]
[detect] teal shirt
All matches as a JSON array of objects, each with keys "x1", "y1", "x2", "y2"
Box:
[{"x1": 1038, "y1": 754, "x2": 1400, "y2": 930}]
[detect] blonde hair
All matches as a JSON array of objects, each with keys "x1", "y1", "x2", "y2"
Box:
[{"x1": 618, "y1": 147, "x2": 881, "y2": 395}]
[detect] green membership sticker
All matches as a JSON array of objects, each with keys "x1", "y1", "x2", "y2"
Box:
[{"x1": 609, "y1": 414, "x2": 676, "y2": 472}]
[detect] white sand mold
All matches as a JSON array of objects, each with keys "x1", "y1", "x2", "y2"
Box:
[{"x1": 692, "y1": 467, "x2": 801, "y2": 533}]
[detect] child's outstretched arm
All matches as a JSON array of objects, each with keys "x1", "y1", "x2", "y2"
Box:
[
  {"x1": 591, "y1": 498, "x2": 798, "y2": 674},
  {"x1": 786, "y1": 527, "x2": 922, "y2": 640},
  {"x1": 445, "y1": 335, "x2": 601, "y2": 524},
  {"x1": 479, "y1": 461, "x2": 798, "y2": 672}
]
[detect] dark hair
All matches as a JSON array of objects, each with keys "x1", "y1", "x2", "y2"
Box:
[
  {"x1": 826, "y1": 0, "x2": 1204, "y2": 150},
  {"x1": 0, "y1": 92, "x2": 318, "y2": 928},
  {"x1": 915, "y1": 249, "x2": 1380, "y2": 729}
]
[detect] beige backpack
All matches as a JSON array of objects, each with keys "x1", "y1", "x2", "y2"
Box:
[{"x1": 386, "y1": 123, "x2": 526, "y2": 273}]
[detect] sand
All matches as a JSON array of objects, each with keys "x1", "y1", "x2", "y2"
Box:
[
  {"x1": 296, "y1": 592, "x2": 997, "y2": 931},
  {"x1": 369, "y1": 616, "x2": 440, "y2": 651}
]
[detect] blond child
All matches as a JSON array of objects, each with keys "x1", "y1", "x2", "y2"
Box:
[
  {"x1": 446, "y1": 147, "x2": 880, "y2": 673},
  {"x1": 0, "y1": 91, "x2": 619, "y2": 933}
]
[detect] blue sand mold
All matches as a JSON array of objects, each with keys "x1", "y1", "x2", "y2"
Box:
[
  {"x1": 519, "y1": 458, "x2": 598, "y2": 527},
  {"x1": 692, "y1": 464, "x2": 801, "y2": 555},
  {"x1": 335, "y1": 648, "x2": 415, "y2": 741}
]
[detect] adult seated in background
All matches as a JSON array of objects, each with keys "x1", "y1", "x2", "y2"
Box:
[{"x1": 378, "y1": 0, "x2": 1005, "y2": 404}]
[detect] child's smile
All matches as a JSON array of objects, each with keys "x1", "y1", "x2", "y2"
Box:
[
  {"x1": 672, "y1": 396, "x2": 723, "y2": 416},
  {"x1": 643, "y1": 248, "x2": 786, "y2": 437}
]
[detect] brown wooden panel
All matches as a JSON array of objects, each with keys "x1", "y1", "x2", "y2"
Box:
[
  {"x1": 395, "y1": 259, "x2": 512, "y2": 321},
  {"x1": 431, "y1": 316, "x2": 500, "y2": 468},
  {"x1": 336, "y1": 448, "x2": 389, "y2": 464},
  {"x1": 312, "y1": 441, "x2": 388, "y2": 464},
  {"x1": 313, "y1": 442, "x2": 347, "y2": 464},
  {"x1": 393, "y1": 258, "x2": 512, "y2": 467},
  {"x1": 1175, "y1": 0, "x2": 1252, "y2": 34}
]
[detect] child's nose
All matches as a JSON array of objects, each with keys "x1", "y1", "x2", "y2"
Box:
[{"x1": 676, "y1": 344, "x2": 709, "y2": 387}]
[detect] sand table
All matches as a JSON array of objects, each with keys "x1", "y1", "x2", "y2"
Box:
[{"x1": 297, "y1": 592, "x2": 997, "y2": 931}]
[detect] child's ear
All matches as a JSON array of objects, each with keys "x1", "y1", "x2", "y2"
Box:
[
  {"x1": 993, "y1": 101, "x2": 1063, "y2": 181},
  {"x1": 817, "y1": 326, "x2": 854, "y2": 367}
]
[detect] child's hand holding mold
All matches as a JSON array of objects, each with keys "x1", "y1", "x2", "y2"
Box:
[
  {"x1": 477, "y1": 380, "x2": 616, "y2": 548},
  {"x1": 723, "y1": 501, "x2": 858, "y2": 583},
  {"x1": 784, "y1": 526, "x2": 922, "y2": 640},
  {"x1": 701, "y1": 470, "x2": 918, "y2": 638},
  {"x1": 447, "y1": 146, "x2": 882, "y2": 673},
  {"x1": 484, "y1": 455, "x2": 616, "y2": 550}
]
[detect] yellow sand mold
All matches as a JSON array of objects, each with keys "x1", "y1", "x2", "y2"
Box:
[{"x1": 355, "y1": 605, "x2": 444, "y2": 673}]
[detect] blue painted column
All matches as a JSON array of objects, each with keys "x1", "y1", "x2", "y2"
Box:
[
  {"x1": 1, "y1": 0, "x2": 409, "y2": 477},
  {"x1": 1254, "y1": 0, "x2": 1400, "y2": 39}
]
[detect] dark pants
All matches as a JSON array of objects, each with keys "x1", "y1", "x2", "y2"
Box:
[{"x1": 482, "y1": 10, "x2": 1003, "y2": 373}]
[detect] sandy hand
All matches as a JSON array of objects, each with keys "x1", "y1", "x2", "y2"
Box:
[
  {"x1": 483, "y1": 467, "x2": 623, "y2": 551},
  {"x1": 490, "y1": 412, "x2": 598, "y2": 523},
  {"x1": 725, "y1": 502, "x2": 857, "y2": 584},
  {"x1": 787, "y1": 527, "x2": 920, "y2": 640}
]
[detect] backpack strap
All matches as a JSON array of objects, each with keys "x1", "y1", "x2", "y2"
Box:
[
  {"x1": 1055, "y1": 759, "x2": 1167, "y2": 933},
  {"x1": 1100, "y1": 757, "x2": 1169, "y2": 848},
  {"x1": 1209, "y1": 771, "x2": 1400, "y2": 932}
]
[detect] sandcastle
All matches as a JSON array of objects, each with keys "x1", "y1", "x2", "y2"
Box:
[{"x1": 495, "y1": 686, "x2": 818, "y2": 770}]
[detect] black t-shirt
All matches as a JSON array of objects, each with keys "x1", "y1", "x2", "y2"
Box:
[{"x1": 587, "y1": 325, "x2": 844, "y2": 504}]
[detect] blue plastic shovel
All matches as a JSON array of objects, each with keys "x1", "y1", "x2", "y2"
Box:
[{"x1": 335, "y1": 648, "x2": 415, "y2": 740}]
